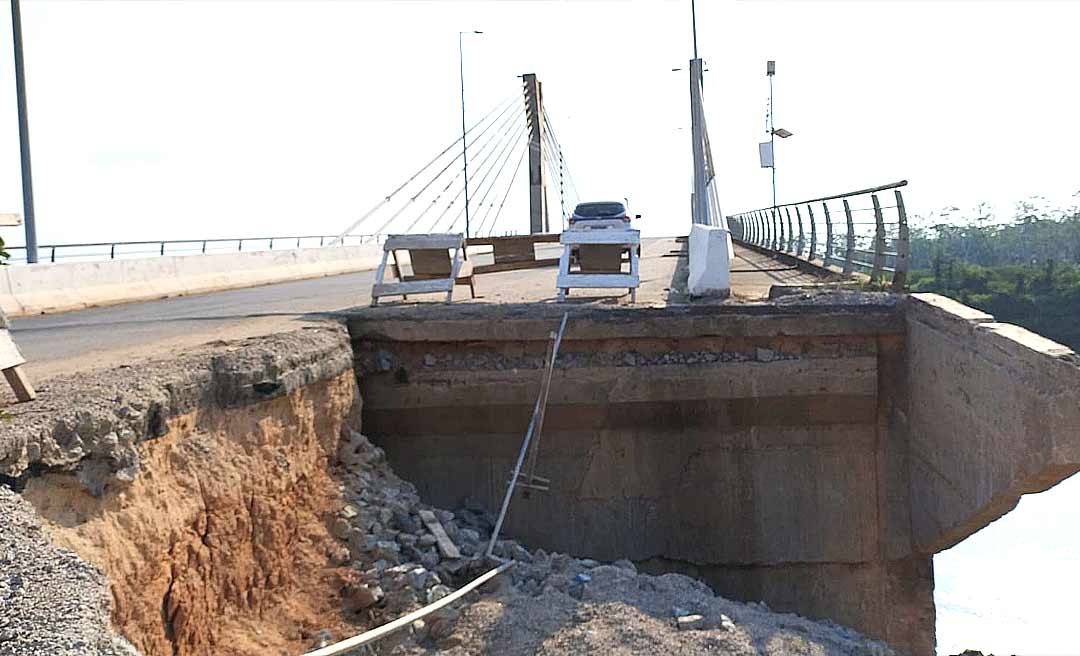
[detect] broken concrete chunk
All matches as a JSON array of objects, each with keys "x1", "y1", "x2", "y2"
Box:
[
  {"x1": 720, "y1": 614, "x2": 736, "y2": 632},
  {"x1": 676, "y1": 614, "x2": 705, "y2": 631},
  {"x1": 418, "y1": 509, "x2": 462, "y2": 559}
]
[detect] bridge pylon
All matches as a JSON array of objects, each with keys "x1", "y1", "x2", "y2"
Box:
[{"x1": 522, "y1": 73, "x2": 549, "y2": 234}]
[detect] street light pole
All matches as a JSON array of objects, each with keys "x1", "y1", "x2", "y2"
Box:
[
  {"x1": 767, "y1": 60, "x2": 776, "y2": 211},
  {"x1": 459, "y1": 30, "x2": 482, "y2": 240},
  {"x1": 11, "y1": 0, "x2": 37, "y2": 263}
]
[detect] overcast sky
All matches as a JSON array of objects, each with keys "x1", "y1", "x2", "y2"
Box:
[{"x1": 0, "y1": 0, "x2": 1077, "y2": 248}]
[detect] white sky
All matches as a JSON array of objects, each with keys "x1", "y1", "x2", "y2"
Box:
[{"x1": 0, "y1": 0, "x2": 1078, "y2": 248}]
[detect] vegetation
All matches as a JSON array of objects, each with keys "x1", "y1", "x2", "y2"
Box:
[
  {"x1": 0, "y1": 236, "x2": 8, "y2": 264},
  {"x1": 906, "y1": 198, "x2": 1080, "y2": 350}
]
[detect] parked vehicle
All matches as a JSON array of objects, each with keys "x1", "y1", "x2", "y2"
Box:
[{"x1": 568, "y1": 201, "x2": 640, "y2": 230}]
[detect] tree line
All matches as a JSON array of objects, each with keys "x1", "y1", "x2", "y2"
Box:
[{"x1": 907, "y1": 198, "x2": 1080, "y2": 349}]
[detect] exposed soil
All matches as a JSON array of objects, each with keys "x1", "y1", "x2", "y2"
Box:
[{"x1": 20, "y1": 371, "x2": 360, "y2": 656}]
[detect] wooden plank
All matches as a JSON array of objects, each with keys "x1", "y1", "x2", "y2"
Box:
[
  {"x1": 3, "y1": 366, "x2": 35, "y2": 402},
  {"x1": 417, "y1": 509, "x2": 461, "y2": 559},
  {"x1": 555, "y1": 273, "x2": 639, "y2": 288},
  {"x1": 466, "y1": 233, "x2": 559, "y2": 247},
  {"x1": 0, "y1": 329, "x2": 25, "y2": 370},
  {"x1": 474, "y1": 257, "x2": 560, "y2": 274},
  {"x1": 384, "y1": 233, "x2": 463, "y2": 251},
  {"x1": 560, "y1": 230, "x2": 640, "y2": 246},
  {"x1": 372, "y1": 279, "x2": 454, "y2": 297}
]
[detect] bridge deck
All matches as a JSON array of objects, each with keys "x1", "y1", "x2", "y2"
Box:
[{"x1": 4, "y1": 239, "x2": 823, "y2": 383}]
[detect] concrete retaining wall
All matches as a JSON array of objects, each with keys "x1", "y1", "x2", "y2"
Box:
[
  {"x1": 345, "y1": 301, "x2": 931, "y2": 655},
  {"x1": 687, "y1": 224, "x2": 733, "y2": 298},
  {"x1": 0, "y1": 244, "x2": 383, "y2": 317}
]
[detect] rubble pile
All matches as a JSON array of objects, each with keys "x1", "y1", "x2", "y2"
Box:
[{"x1": 322, "y1": 429, "x2": 898, "y2": 656}]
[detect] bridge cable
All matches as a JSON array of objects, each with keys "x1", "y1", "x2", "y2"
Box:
[
  {"x1": 445, "y1": 123, "x2": 528, "y2": 234},
  {"x1": 330, "y1": 94, "x2": 515, "y2": 243},
  {"x1": 396, "y1": 104, "x2": 526, "y2": 234},
  {"x1": 368, "y1": 101, "x2": 524, "y2": 236},
  {"x1": 424, "y1": 109, "x2": 526, "y2": 234},
  {"x1": 427, "y1": 116, "x2": 527, "y2": 234},
  {"x1": 483, "y1": 139, "x2": 529, "y2": 236},
  {"x1": 474, "y1": 135, "x2": 529, "y2": 236}
]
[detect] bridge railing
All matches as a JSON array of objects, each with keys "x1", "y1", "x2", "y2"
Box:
[
  {"x1": 727, "y1": 180, "x2": 910, "y2": 290},
  {"x1": 2, "y1": 233, "x2": 385, "y2": 265}
]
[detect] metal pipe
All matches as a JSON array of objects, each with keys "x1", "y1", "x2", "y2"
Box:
[{"x1": 303, "y1": 560, "x2": 514, "y2": 656}]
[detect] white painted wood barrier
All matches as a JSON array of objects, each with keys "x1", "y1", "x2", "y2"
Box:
[
  {"x1": 371, "y1": 233, "x2": 468, "y2": 306},
  {"x1": 556, "y1": 229, "x2": 640, "y2": 303}
]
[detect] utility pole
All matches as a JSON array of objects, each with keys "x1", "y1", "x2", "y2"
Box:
[
  {"x1": 458, "y1": 30, "x2": 482, "y2": 239},
  {"x1": 11, "y1": 0, "x2": 37, "y2": 263},
  {"x1": 523, "y1": 73, "x2": 547, "y2": 233},
  {"x1": 767, "y1": 60, "x2": 776, "y2": 211}
]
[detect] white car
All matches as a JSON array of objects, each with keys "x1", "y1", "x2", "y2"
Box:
[{"x1": 567, "y1": 201, "x2": 640, "y2": 231}]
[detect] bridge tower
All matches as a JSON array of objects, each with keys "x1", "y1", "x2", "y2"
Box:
[{"x1": 522, "y1": 73, "x2": 549, "y2": 234}]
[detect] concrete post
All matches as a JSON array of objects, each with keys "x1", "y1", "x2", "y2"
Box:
[{"x1": 523, "y1": 74, "x2": 548, "y2": 234}]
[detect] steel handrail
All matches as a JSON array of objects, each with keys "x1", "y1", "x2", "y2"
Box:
[{"x1": 3, "y1": 233, "x2": 383, "y2": 263}]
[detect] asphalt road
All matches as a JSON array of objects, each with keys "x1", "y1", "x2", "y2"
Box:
[{"x1": 9, "y1": 270, "x2": 377, "y2": 380}]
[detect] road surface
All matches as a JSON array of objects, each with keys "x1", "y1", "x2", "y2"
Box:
[{"x1": 7, "y1": 240, "x2": 818, "y2": 382}]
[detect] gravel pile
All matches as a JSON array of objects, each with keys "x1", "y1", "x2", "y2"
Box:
[
  {"x1": 323, "y1": 431, "x2": 898, "y2": 656},
  {"x1": 0, "y1": 486, "x2": 136, "y2": 656}
]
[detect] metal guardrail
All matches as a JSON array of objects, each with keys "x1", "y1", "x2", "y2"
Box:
[
  {"x1": 2, "y1": 233, "x2": 384, "y2": 265},
  {"x1": 727, "y1": 180, "x2": 910, "y2": 290}
]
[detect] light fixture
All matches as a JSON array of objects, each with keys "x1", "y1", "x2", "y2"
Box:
[{"x1": 772, "y1": 128, "x2": 793, "y2": 138}]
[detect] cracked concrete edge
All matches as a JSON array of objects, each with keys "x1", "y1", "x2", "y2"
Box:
[{"x1": 0, "y1": 322, "x2": 354, "y2": 494}]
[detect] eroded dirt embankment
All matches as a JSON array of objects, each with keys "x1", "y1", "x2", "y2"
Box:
[{"x1": 22, "y1": 371, "x2": 358, "y2": 655}]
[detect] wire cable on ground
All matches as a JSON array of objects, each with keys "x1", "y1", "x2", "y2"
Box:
[{"x1": 302, "y1": 560, "x2": 514, "y2": 656}]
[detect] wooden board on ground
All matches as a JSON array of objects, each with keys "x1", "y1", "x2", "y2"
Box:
[
  {"x1": 0, "y1": 329, "x2": 24, "y2": 370},
  {"x1": 0, "y1": 326, "x2": 35, "y2": 402},
  {"x1": 417, "y1": 509, "x2": 462, "y2": 559}
]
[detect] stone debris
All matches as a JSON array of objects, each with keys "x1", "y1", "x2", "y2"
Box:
[
  {"x1": 331, "y1": 429, "x2": 899, "y2": 656},
  {"x1": 0, "y1": 486, "x2": 138, "y2": 656},
  {"x1": 677, "y1": 614, "x2": 706, "y2": 630}
]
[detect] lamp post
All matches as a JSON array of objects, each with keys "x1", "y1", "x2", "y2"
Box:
[
  {"x1": 765, "y1": 60, "x2": 793, "y2": 211},
  {"x1": 11, "y1": 0, "x2": 37, "y2": 263},
  {"x1": 459, "y1": 30, "x2": 482, "y2": 240}
]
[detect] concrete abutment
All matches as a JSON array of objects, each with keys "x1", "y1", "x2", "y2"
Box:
[{"x1": 345, "y1": 296, "x2": 1080, "y2": 655}]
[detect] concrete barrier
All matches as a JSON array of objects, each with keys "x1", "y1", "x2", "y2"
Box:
[
  {"x1": 0, "y1": 244, "x2": 384, "y2": 318},
  {"x1": 687, "y1": 224, "x2": 733, "y2": 298}
]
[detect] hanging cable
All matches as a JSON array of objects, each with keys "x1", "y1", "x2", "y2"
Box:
[
  {"x1": 428, "y1": 114, "x2": 526, "y2": 234},
  {"x1": 329, "y1": 94, "x2": 515, "y2": 243},
  {"x1": 444, "y1": 123, "x2": 527, "y2": 234},
  {"x1": 484, "y1": 142, "x2": 529, "y2": 236},
  {"x1": 395, "y1": 104, "x2": 525, "y2": 234},
  {"x1": 368, "y1": 102, "x2": 524, "y2": 236},
  {"x1": 473, "y1": 136, "x2": 528, "y2": 235}
]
